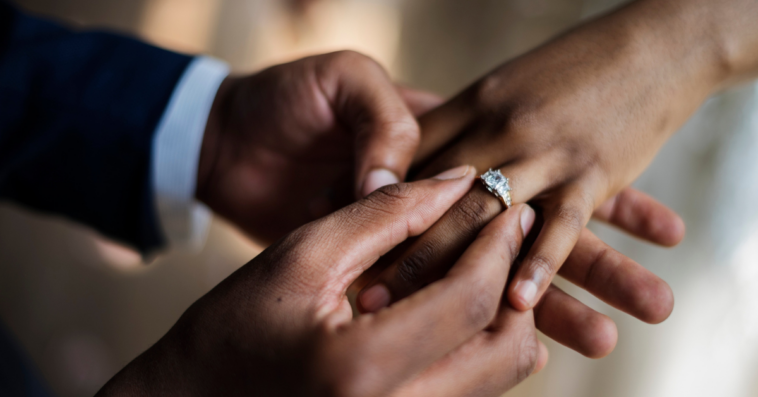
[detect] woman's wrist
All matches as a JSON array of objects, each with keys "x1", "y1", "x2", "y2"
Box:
[{"x1": 628, "y1": 0, "x2": 758, "y2": 91}]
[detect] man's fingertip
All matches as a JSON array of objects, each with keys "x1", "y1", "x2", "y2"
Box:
[
  {"x1": 520, "y1": 205, "x2": 536, "y2": 237},
  {"x1": 432, "y1": 164, "x2": 475, "y2": 181},
  {"x1": 670, "y1": 216, "x2": 686, "y2": 246},
  {"x1": 511, "y1": 280, "x2": 538, "y2": 310},
  {"x1": 533, "y1": 340, "x2": 549, "y2": 374},
  {"x1": 362, "y1": 168, "x2": 400, "y2": 197},
  {"x1": 359, "y1": 284, "x2": 391, "y2": 313}
]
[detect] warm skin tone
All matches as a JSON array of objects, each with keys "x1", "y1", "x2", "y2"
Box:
[
  {"x1": 357, "y1": 0, "x2": 758, "y2": 356},
  {"x1": 99, "y1": 51, "x2": 650, "y2": 396},
  {"x1": 97, "y1": 169, "x2": 548, "y2": 397},
  {"x1": 197, "y1": 51, "x2": 424, "y2": 241},
  {"x1": 98, "y1": 0, "x2": 745, "y2": 385},
  {"x1": 69, "y1": 0, "x2": 758, "y2": 393},
  {"x1": 101, "y1": 0, "x2": 758, "y2": 385},
  {"x1": 195, "y1": 51, "x2": 683, "y2": 360}
]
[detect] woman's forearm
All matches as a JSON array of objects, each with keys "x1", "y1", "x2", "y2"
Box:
[{"x1": 626, "y1": 0, "x2": 758, "y2": 90}]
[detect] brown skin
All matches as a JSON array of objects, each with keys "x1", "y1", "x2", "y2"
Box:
[
  {"x1": 196, "y1": 50, "x2": 684, "y2": 360},
  {"x1": 99, "y1": 9, "x2": 725, "y2": 388},
  {"x1": 358, "y1": 0, "x2": 758, "y2": 356},
  {"x1": 97, "y1": 170, "x2": 546, "y2": 397},
  {"x1": 197, "y1": 51, "x2": 425, "y2": 242}
]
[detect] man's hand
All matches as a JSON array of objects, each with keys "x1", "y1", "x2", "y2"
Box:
[
  {"x1": 97, "y1": 166, "x2": 546, "y2": 397},
  {"x1": 195, "y1": 51, "x2": 423, "y2": 243}
]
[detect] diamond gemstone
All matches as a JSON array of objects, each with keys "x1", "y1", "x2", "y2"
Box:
[{"x1": 481, "y1": 169, "x2": 510, "y2": 195}]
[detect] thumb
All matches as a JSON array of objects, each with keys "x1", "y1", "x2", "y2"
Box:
[
  {"x1": 307, "y1": 165, "x2": 476, "y2": 287},
  {"x1": 395, "y1": 84, "x2": 445, "y2": 117},
  {"x1": 316, "y1": 51, "x2": 421, "y2": 198}
]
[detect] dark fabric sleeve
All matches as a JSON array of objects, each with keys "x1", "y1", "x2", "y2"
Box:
[{"x1": 0, "y1": 2, "x2": 194, "y2": 254}]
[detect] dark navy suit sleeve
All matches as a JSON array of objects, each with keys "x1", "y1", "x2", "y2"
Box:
[{"x1": 0, "y1": 2, "x2": 193, "y2": 254}]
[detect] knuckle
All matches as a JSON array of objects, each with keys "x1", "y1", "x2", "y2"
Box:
[
  {"x1": 564, "y1": 142, "x2": 602, "y2": 174},
  {"x1": 515, "y1": 332, "x2": 539, "y2": 383},
  {"x1": 362, "y1": 183, "x2": 414, "y2": 213},
  {"x1": 470, "y1": 77, "x2": 551, "y2": 136},
  {"x1": 500, "y1": 102, "x2": 547, "y2": 138},
  {"x1": 258, "y1": 226, "x2": 316, "y2": 273},
  {"x1": 332, "y1": 49, "x2": 365, "y2": 62},
  {"x1": 583, "y1": 245, "x2": 615, "y2": 289},
  {"x1": 384, "y1": 118, "x2": 421, "y2": 146},
  {"x1": 451, "y1": 192, "x2": 499, "y2": 230},
  {"x1": 363, "y1": 119, "x2": 420, "y2": 157},
  {"x1": 528, "y1": 254, "x2": 557, "y2": 281},
  {"x1": 462, "y1": 285, "x2": 499, "y2": 329},
  {"x1": 553, "y1": 204, "x2": 586, "y2": 234},
  {"x1": 332, "y1": 50, "x2": 382, "y2": 72},
  {"x1": 394, "y1": 240, "x2": 436, "y2": 287},
  {"x1": 471, "y1": 75, "x2": 505, "y2": 110}
]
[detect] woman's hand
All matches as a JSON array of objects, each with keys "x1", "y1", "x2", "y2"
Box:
[
  {"x1": 97, "y1": 166, "x2": 547, "y2": 397},
  {"x1": 407, "y1": 0, "x2": 730, "y2": 312},
  {"x1": 354, "y1": 185, "x2": 681, "y2": 358},
  {"x1": 350, "y1": 0, "x2": 758, "y2": 355},
  {"x1": 403, "y1": 0, "x2": 758, "y2": 313},
  {"x1": 196, "y1": 51, "x2": 425, "y2": 243},
  {"x1": 360, "y1": 83, "x2": 687, "y2": 360}
]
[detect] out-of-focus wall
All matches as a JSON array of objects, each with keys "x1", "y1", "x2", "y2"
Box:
[{"x1": 396, "y1": 0, "x2": 584, "y2": 96}]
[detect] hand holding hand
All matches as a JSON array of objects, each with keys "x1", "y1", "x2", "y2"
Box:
[
  {"x1": 403, "y1": 1, "x2": 705, "y2": 313},
  {"x1": 356, "y1": 2, "x2": 709, "y2": 357},
  {"x1": 196, "y1": 51, "x2": 424, "y2": 242},
  {"x1": 98, "y1": 166, "x2": 545, "y2": 397}
]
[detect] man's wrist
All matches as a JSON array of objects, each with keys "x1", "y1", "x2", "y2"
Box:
[
  {"x1": 196, "y1": 76, "x2": 235, "y2": 207},
  {"x1": 96, "y1": 335, "x2": 199, "y2": 396},
  {"x1": 152, "y1": 56, "x2": 229, "y2": 252}
]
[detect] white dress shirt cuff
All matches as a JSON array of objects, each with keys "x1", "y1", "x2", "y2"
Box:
[{"x1": 152, "y1": 56, "x2": 230, "y2": 252}]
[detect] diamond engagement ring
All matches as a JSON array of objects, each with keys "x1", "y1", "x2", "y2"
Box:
[{"x1": 479, "y1": 169, "x2": 512, "y2": 209}]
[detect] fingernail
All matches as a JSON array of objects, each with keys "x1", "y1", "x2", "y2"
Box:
[
  {"x1": 433, "y1": 165, "x2": 473, "y2": 180},
  {"x1": 514, "y1": 280, "x2": 538, "y2": 308},
  {"x1": 520, "y1": 205, "x2": 535, "y2": 237},
  {"x1": 359, "y1": 284, "x2": 391, "y2": 312},
  {"x1": 362, "y1": 169, "x2": 399, "y2": 197}
]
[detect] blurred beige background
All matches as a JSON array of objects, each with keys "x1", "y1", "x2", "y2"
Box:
[{"x1": 2, "y1": 0, "x2": 758, "y2": 396}]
